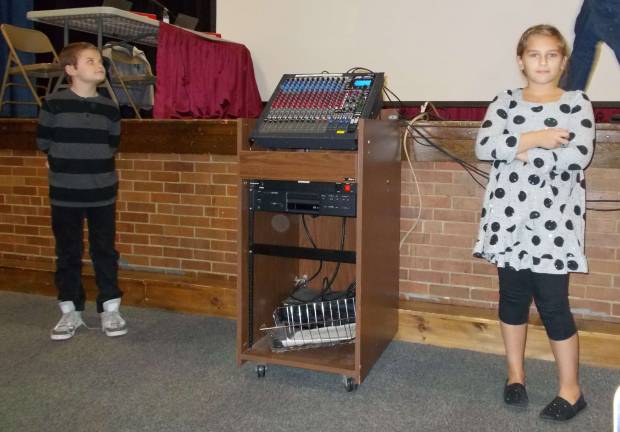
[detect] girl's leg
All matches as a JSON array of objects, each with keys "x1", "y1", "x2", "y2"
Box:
[
  {"x1": 532, "y1": 272, "x2": 581, "y2": 403},
  {"x1": 549, "y1": 332, "x2": 581, "y2": 403},
  {"x1": 498, "y1": 267, "x2": 533, "y2": 384},
  {"x1": 500, "y1": 321, "x2": 528, "y2": 384}
]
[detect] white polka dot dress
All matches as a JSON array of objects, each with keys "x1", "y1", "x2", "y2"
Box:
[{"x1": 473, "y1": 89, "x2": 595, "y2": 274}]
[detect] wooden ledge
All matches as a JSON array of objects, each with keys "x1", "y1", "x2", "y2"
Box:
[
  {"x1": 0, "y1": 258, "x2": 236, "y2": 318},
  {"x1": 396, "y1": 298, "x2": 620, "y2": 369}
]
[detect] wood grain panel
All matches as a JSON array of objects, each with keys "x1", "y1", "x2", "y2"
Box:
[
  {"x1": 239, "y1": 150, "x2": 357, "y2": 182},
  {"x1": 0, "y1": 119, "x2": 239, "y2": 155},
  {"x1": 408, "y1": 121, "x2": 620, "y2": 168}
]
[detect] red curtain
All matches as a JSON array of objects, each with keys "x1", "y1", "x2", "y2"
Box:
[{"x1": 154, "y1": 23, "x2": 263, "y2": 119}]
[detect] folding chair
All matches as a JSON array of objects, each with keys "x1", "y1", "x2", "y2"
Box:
[
  {"x1": 0, "y1": 23, "x2": 63, "y2": 109},
  {"x1": 102, "y1": 43, "x2": 155, "y2": 119}
]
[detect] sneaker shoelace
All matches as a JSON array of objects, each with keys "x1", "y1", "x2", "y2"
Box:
[
  {"x1": 55, "y1": 312, "x2": 84, "y2": 331},
  {"x1": 102, "y1": 311, "x2": 126, "y2": 330}
]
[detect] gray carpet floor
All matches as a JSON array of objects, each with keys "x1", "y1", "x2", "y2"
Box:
[{"x1": 1, "y1": 290, "x2": 618, "y2": 432}]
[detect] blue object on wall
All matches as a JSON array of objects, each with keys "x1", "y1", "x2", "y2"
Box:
[{"x1": 0, "y1": 0, "x2": 37, "y2": 117}]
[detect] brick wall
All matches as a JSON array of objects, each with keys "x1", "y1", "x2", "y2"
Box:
[
  {"x1": 0, "y1": 150, "x2": 238, "y2": 278},
  {"x1": 399, "y1": 161, "x2": 620, "y2": 322},
  {"x1": 1, "y1": 149, "x2": 619, "y2": 321}
]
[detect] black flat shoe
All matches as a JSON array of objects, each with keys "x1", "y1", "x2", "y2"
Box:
[
  {"x1": 504, "y1": 380, "x2": 529, "y2": 407},
  {"x1": 539, "y1": 394, "x2": 587, "y2": 421}
]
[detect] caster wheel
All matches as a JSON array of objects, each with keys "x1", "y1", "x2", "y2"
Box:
[
  {"x1": 342, "y1": 376, "x2": 358, "y2": 392},
  {"x1": 256, "y1": 364, "x2": 267, "y2": 378}
]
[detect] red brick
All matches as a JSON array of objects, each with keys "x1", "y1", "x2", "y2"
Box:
[
  {"x1": 211, "y1": 262, "x2": 236, "y2": 274},
  {"x1": 121, "y1": 170, "x2": 149, "y2": 181},
  {"x1": 570, "y1": 299, "x2": 611, "y2": 316},
  {"x1": 134, "y1": 181, "x2": 163, "y2": 193},
  {"x1": 118, "y1": 191, "x2": 150, "y2": 202},
  {"x1": 212, "y1": 174, "x2": 237, "y2": 185},
  {"x1": 150, "y1": 235, "x2": 180, "y2": 247},
  {"x1": 150, "y1": 214, "x2": 179, "y2": 225},
  {"x1": 151, "y1": 193, "x2": 181, "y2": 204},
  {"x1": 430, "y1": 259, "x2": 472, "y2": 273},
  {"x1": 150, "y1": 171, "x2": 180, "y2": 182},
  {"x1": 470, "y1": 288, "x2": 499, "y2": 302},
  {"x1": 585, "y1": 246, "x2": 616, "y2": 260},
  {"x1": 149, "y1": 257, "x2": 181, "y2": 268},
  {"x1": 195, "y1": 184, "x2": 227, "y2": 196},
  {"x1": 173, "y1": 205, "x2": 203, "y2": 216},
  {"x1": 410, "y1": 270, "x2": 450, "y2": 284},
  {"x1": 180, "y1": 172, "x2": 211, "y2": 183},
  {"x1": 179, "y1": 238, "x2": 211, "y2": 250},
  {"x1": 399, "y1": 281, "x2": 430, "y2": 295},
  {"x1": 165, "y1": 183, "x2": 195, "y2": 194},
  {"x1": 571, "y1": 272, "x2": 612, "y2": 287},
  {"x1": 409, "y1": 244, "x2": 450, "y2": 258},
  {"x1": 127, "y1": 202, "x2": 156, "y2": 213},
  {"x1": 133, "y1": 245, "x2": 163, "y2": 256},
  {"x1": 569, "y1": 284, "x2": 586, "y2": 298},
  {"x1": 193, "y1": 249, "x2": 225, "y2": 261},
  {"x1": 472, "y1": 262, "x2": 497, "y2": 276},
  {"x1": 450, "y1": 273, "x2": 494, "y2": 289},
  {"x1": 119, "y1": 233, "x2": 149, "y2": 244},
  {"x1": 119, "y1": 212, "x2": 149, "y2": 223},
  {"x1": 156, "y1": 204, "x2": 174, "y2": 214},
  {"x1": 195, "y1": 228, "x2": 227, "y2": 240},
  {"x1": 585, "y1": 286, "x2": 620, "y2": 302},
  {"x1": 163, "y1": 161, "x2": 195, "y2": 172},
  {"x1": 134, "y1": 224, "x2": 163, "y2": 235},
  {"x1": 195, "y1": 162, "x2": 229, "y2": 174},
  {"x1": 429, "y1": 284, "x2": 470, "y2": 299},
  {"x1": 162, "y1": 226, "x2": 193, "y2": 237},
  {"x1": 433, "y1": 209, "x2": 477, "y2": 223},
  {"x1": 588, "y1": 260, "x2": 620, "y2": 275},
  {"x1": 179, "y1": 195, "x2": 211, "y2": 206},
  {"x1": 181, "y1": 259, "x2": 212, "y2": 272}
]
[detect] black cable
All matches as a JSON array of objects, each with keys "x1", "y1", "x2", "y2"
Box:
[
  {"x1": 301, "y1": 214, "x2": 323, "y2": 283},
  {"x1": 320, "y1": 217, "x2": 347, "y2": 299}
]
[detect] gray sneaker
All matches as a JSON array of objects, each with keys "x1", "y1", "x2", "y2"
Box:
[
  {"x1": 51, "y1": 301, "x2": 84, "y2": 341},
  {"x1": 100, "y1": 298, "x2": 128, "y2": 337}
]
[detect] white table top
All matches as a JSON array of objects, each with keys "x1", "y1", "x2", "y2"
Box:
[{"x1": 27, "y1": 7, "x2": 225, "y2": 47}]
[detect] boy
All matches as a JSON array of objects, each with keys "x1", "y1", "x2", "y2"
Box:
[{"x1": 37, "y1": 42, "x2": 127, "y2": 340}]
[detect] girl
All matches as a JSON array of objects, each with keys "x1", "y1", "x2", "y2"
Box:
[{"x1": 474, "y1": 24, "x2": 595, "y2": 421}]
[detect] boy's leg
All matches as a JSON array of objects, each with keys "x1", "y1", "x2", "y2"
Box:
[
  {"x1": 51, "y1": 205, "x2": 86, "y2": 310},
  {"x1": 86, "y1": 204, "x2": 122, "y2": 313}
]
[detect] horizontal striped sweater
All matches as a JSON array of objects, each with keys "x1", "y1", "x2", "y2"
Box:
[{"x1": 36, "y1": 89, "x2": 120, "y2": 207}]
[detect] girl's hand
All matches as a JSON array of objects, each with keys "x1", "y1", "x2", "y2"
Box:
[{"x1": 532, "y1": 128, "x2": 570, "y2": 149}]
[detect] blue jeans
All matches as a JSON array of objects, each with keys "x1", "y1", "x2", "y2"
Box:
[{"x1": 562, "y1": 0, "x2": 620, "y2": 91}]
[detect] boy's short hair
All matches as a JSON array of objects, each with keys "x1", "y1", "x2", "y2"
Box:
[
  {"x1": 58, "y1": 42, "x2": 99, "y2": 83},
  {"x1": 516, "y1": 24, "x2": 569, "y2": 58}
]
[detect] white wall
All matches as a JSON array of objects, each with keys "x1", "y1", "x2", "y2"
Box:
[{"x1": 218, "y1": 0, "x2": 620, "y2": 102}]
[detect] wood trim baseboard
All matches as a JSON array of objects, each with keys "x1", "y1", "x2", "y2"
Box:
[{"x1": 395, "y1": 299, "x2": 620, "y2": 369}]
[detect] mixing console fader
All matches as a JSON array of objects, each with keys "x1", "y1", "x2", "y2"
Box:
[{"x1": 250, "y1": 72, "x2": 384, "y2": 150}]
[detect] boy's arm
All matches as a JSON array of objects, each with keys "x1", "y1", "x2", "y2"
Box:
[
  {"x1": 36, "y1": 99, "x2": 55, "y2": 154},
  {"x1": 109, "y1": 107, "x2": 121, "y2": 154}
]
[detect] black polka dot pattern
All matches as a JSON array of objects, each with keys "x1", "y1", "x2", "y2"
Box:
[
  {"x1": 544, "y1": 117, "x2": 558, "y2": 127},
  {"x1": 473, "y1": 89, "x2": 593, "y2": 274}
]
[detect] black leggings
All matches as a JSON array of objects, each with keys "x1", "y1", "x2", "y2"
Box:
[{"x1": 498, "y1": 267, "x2": 577, "y2": 341}]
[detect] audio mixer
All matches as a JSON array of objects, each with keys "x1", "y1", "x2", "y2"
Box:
[{"x1": 250, "y1": 72, "x2": 384, "y2": 150}]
